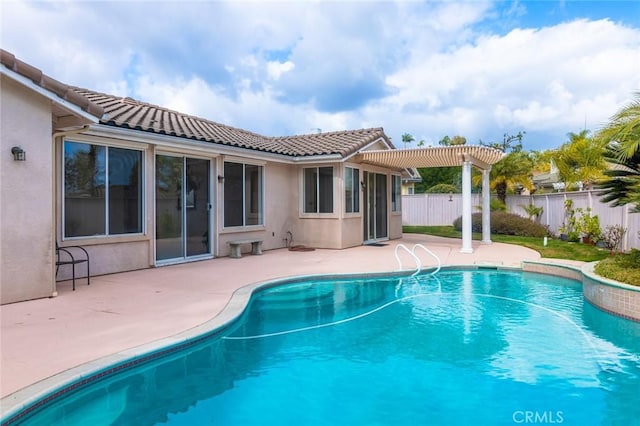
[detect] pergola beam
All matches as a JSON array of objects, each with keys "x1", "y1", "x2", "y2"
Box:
[{"x1": 354, "y1": 145, "x2": 504, "y2": 254}]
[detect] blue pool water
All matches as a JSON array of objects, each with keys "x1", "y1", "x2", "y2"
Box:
[{"x1": 8, "y1": 270, "x2": 640, "y2": 425}]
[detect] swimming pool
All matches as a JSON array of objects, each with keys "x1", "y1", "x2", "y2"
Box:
[{"x1": 5, "y1": 269, "x2": 640, "y2": 425}]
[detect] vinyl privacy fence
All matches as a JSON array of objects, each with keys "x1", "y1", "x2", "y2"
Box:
[{"x1": 402, "y1": 191, "x2": 640, "y2": 250}]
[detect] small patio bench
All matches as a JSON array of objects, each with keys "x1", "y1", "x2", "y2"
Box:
[{"x1": 228, "y1": 239, "x2": 263, "y2": 258}]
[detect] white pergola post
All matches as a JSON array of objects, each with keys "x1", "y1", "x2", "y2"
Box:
[
  {"x1": 481, "y1": 167, "x2": 492, "y2": 244},
  {"x1": 461, "y1": 160, "x2": 473, "y2": 253}
]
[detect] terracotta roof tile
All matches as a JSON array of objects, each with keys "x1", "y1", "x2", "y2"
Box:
[
  {"x1": 1, "y1": 49, "x2": 104, "y2": 119},
  {"x1": 71, "y1": 87, "x2": 389, "y2": 158},
  {"x1": 2, "y1": 49, "x2": 391, "y2": 159}
]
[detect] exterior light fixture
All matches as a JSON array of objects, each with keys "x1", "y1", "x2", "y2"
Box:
[
  {"x1": 448, "y1": 191, "x2": 453, "y2": 202},
  {"x1": 217, "y1": 175, "x2": 225, "y2": 183},
  {"x1": 11, "y1": 146, "x2": 26, "y2": 161},
  {"x1": 360, "y1": 181, "x2": 366, "y2": 190}
]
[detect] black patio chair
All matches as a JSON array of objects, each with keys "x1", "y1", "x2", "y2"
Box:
[{"x1": 56, "y1": 243, "x2": 90, "y2": 291}]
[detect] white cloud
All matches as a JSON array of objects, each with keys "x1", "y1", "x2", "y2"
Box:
[
  {"x1": 267, "y1": 61, "x2": 295, "y2": 81},
  {"x1": 384, "y1": 18, "x2": 640, "y2": 147},
  {"x1": 1, "y1": 1, "x2": 639, "y2": 150}
]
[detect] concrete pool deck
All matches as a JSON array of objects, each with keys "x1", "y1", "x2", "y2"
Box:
[{"x1": 2, "y1": 234, "x2": 574, "y2": 400}]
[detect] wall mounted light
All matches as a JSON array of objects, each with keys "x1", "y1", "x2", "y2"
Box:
[
  {"x1": 360, "y1": 181, "x2": 366, "y2": 190},
  {"x1": 448, "y1": 191, "x2": 453, "y2": 202},
  {"x1": 217, "y1": 175, "x2": 225, "y2": 183},
  {"x1": 11, "y1": 146, "x2": 26, "y2": 161}
]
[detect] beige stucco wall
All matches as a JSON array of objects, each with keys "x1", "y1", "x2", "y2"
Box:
[
  {"x1": 298, "y1": 218, "x2": 343, "y2": 249},
  {"x1": 389, "y1": 212, "x2": 403, "y2": 240},
  {"x1": 1, "y1": 78, "x2": 55, "y2": 304},
  {"x1": 1, "y1": 78, "x2": 405, "y2": 302},
  {"x1": 341, "y1": 216, "x2": 364, "y2": 248},
  {"x1": 217, "y1": 160, "x2": 298, "y2": 256}
]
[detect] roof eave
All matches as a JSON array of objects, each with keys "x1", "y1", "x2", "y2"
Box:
[{"x1": 1, "y1": 65, "x2": 101, "y2": 125}]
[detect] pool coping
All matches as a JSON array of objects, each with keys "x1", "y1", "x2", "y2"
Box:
[{"x1": 0, "y1": 261, "x2": 635, "y2": 424}]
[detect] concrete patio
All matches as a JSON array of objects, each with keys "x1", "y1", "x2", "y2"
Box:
[{"x1": 1, "y1": 234, "x2": 550, "y2": 399}]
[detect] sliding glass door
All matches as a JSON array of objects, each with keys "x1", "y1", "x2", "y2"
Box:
[
  {"x1": 155, "y1": 155, "x2": 211, "y2": 263},
  {"x1": 363, "y1": 171, "x2": 388, "y2": 242}
]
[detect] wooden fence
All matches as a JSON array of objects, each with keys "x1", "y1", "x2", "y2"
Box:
[{"x1": 402, "y1": 191, "x2": 640, "y2": 250}]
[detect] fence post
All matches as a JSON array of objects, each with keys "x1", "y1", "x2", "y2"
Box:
[
  {"x1": 623, "y1": 204, "x2": 629, "y2": 251},
  {"x1": 545, "y1": 195, "x2": 550, "y2": 226}
]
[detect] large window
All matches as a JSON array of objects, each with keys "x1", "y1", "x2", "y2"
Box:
[
  {"x1": 64, "y1": 141, "x2": 143, "y2": 238},
  {"x1": 392, "y1": 175, "x2": 402, "y2": 212},
  {"x1": 345, "y1": 167, "x2": 360, "y2": 213},
  {"x1": 304, "y1": 167, "x2": 333, "y2": 213},
  {"x1": 224, "y1": 162, "x2": 263, "y2": 227}
]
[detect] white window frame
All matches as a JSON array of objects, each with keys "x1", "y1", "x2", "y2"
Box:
[
  {"x1": 303, "y1": 166, "x2": 334, "y2": 214},
  {"x1": 392, "y1": 174, "x2": 402, "y2": 212},
  {"x1": 222, "y1": 161, "x2": 265, "y2": 228},
  {"x1": 345, "y1": 166, "x2": 360, "y2": 214},
  {"x1": 62, "y1": 139, "x2": 145, "y2": 239}
]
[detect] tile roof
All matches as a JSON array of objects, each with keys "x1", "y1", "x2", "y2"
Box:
[
  {"x1": 72, "y1": 87, "x2": 390, "y2": 158},
  {"x1": 0, "y1": 50, "x2": 104, "y2": 119},
  {"x1": 1, "y1": 49, "x2": 392, "y2": 159}
]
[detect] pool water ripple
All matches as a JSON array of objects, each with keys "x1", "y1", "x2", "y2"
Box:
[{"x1": 8, "y1": 269, "x2": 640, "y2": 425}]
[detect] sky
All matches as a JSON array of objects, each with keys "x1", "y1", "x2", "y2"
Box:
[{"x1": 1, "y1": 0, "x2": 639, "y2": 151}]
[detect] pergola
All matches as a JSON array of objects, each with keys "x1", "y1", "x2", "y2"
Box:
[{"x1": 355, "y1": 145, "x2": 505, "y2": 253}]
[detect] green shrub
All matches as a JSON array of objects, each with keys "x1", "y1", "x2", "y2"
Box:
[
  {"x1": 595, "y1": 249, "x2": 640, "y2": 286},
  {"x1": 425, "y1": 183, "x2": 458, "y2": 193},
  {"x1": 490, "y1": 199, "x2": 507, "y2": 212},
  {"x1": 453, "y1": 212, "x2": 550, "y2": 237}
]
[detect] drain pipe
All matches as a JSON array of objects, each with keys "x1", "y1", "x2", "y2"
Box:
[{"x1": 50, "y1": 125, "x2": 91, "y2": 297}]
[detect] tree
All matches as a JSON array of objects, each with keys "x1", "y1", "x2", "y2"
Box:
[
  {"x1": 482, "y1": 131, "x2": 525, "y2": 152},
  {"x1": 416, "y1": 167, "x2": 460, "y2": 193},
  {"x1": 438, "y1": 135, "x2": 466, "y2": 146},
  {"x1": 552, "y1": 130, "x2": 607, "y2": 190},
  {"x1": 597, "y1": 92, "x2": 640, "y2": 212},
  {"x1": 450, "y1": 135, "x2": 467, "y2": 145},
  {"x1": 530, "y1": 150, "x2": 555, "y2": 175},
  {"x1": 489, "y1": 150, "x2": 534, "y2": 203},
  {"x1": 480, "y1": 132, "x2": 532, "y2": 204},
  {"x1": 402, "y1": 133, "x2": 415, "y2": 148},
  {"x1": 438, "y1": 135, "x2": 451, "y2": 146}
]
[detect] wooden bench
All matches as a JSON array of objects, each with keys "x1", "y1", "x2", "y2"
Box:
[{"x1": 228, "y1": 239, "x2": 263, "y2": 258}]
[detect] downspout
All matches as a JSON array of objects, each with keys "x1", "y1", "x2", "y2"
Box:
[{"x1": 50, "y1": 125, "x2": 91, "y2": 297}]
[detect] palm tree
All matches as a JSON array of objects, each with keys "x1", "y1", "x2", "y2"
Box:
[
  {"x1": 552, "y1": 130, "x2": 607, "y2": 190},
  {"x1": 598, "y1": 92, "x2": 640, "y2": 161},
  {"x1": 401, "y1": 133, "x2": 415, "y2": 149},
  {"x1": 597, "y1": 92, "x2": 640, "y2": 212},
  {"x1": 489, "y1": 150, "x2": 534, "y2": 204},
  {"x1": 479, "y1": 132, "x2": 532, "y2": 204}
]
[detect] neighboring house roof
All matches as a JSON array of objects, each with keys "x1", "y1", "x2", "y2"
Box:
[
  {"x1": 402, "y1": 167, "x2": 422, "y2": 182},
  {"x1": 533, "y1": 171, "x2": 560, "y2": 186}
]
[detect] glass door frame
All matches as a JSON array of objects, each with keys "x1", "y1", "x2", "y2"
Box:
[
  {"x1": 154, "y1": 152, "x2": 213, "y2": 265},
  {"x1": 362, "y1": 171, "x2": 389, "y2": 243}
]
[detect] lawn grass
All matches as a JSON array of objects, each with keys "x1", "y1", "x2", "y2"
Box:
[{"x1": 403, "y1": 225, "x2": 610, "y2": 262}]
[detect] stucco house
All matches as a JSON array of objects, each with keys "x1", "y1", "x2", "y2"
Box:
[{"x1": 1, "y1": 50, "x2": 411, "y2": 304}]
